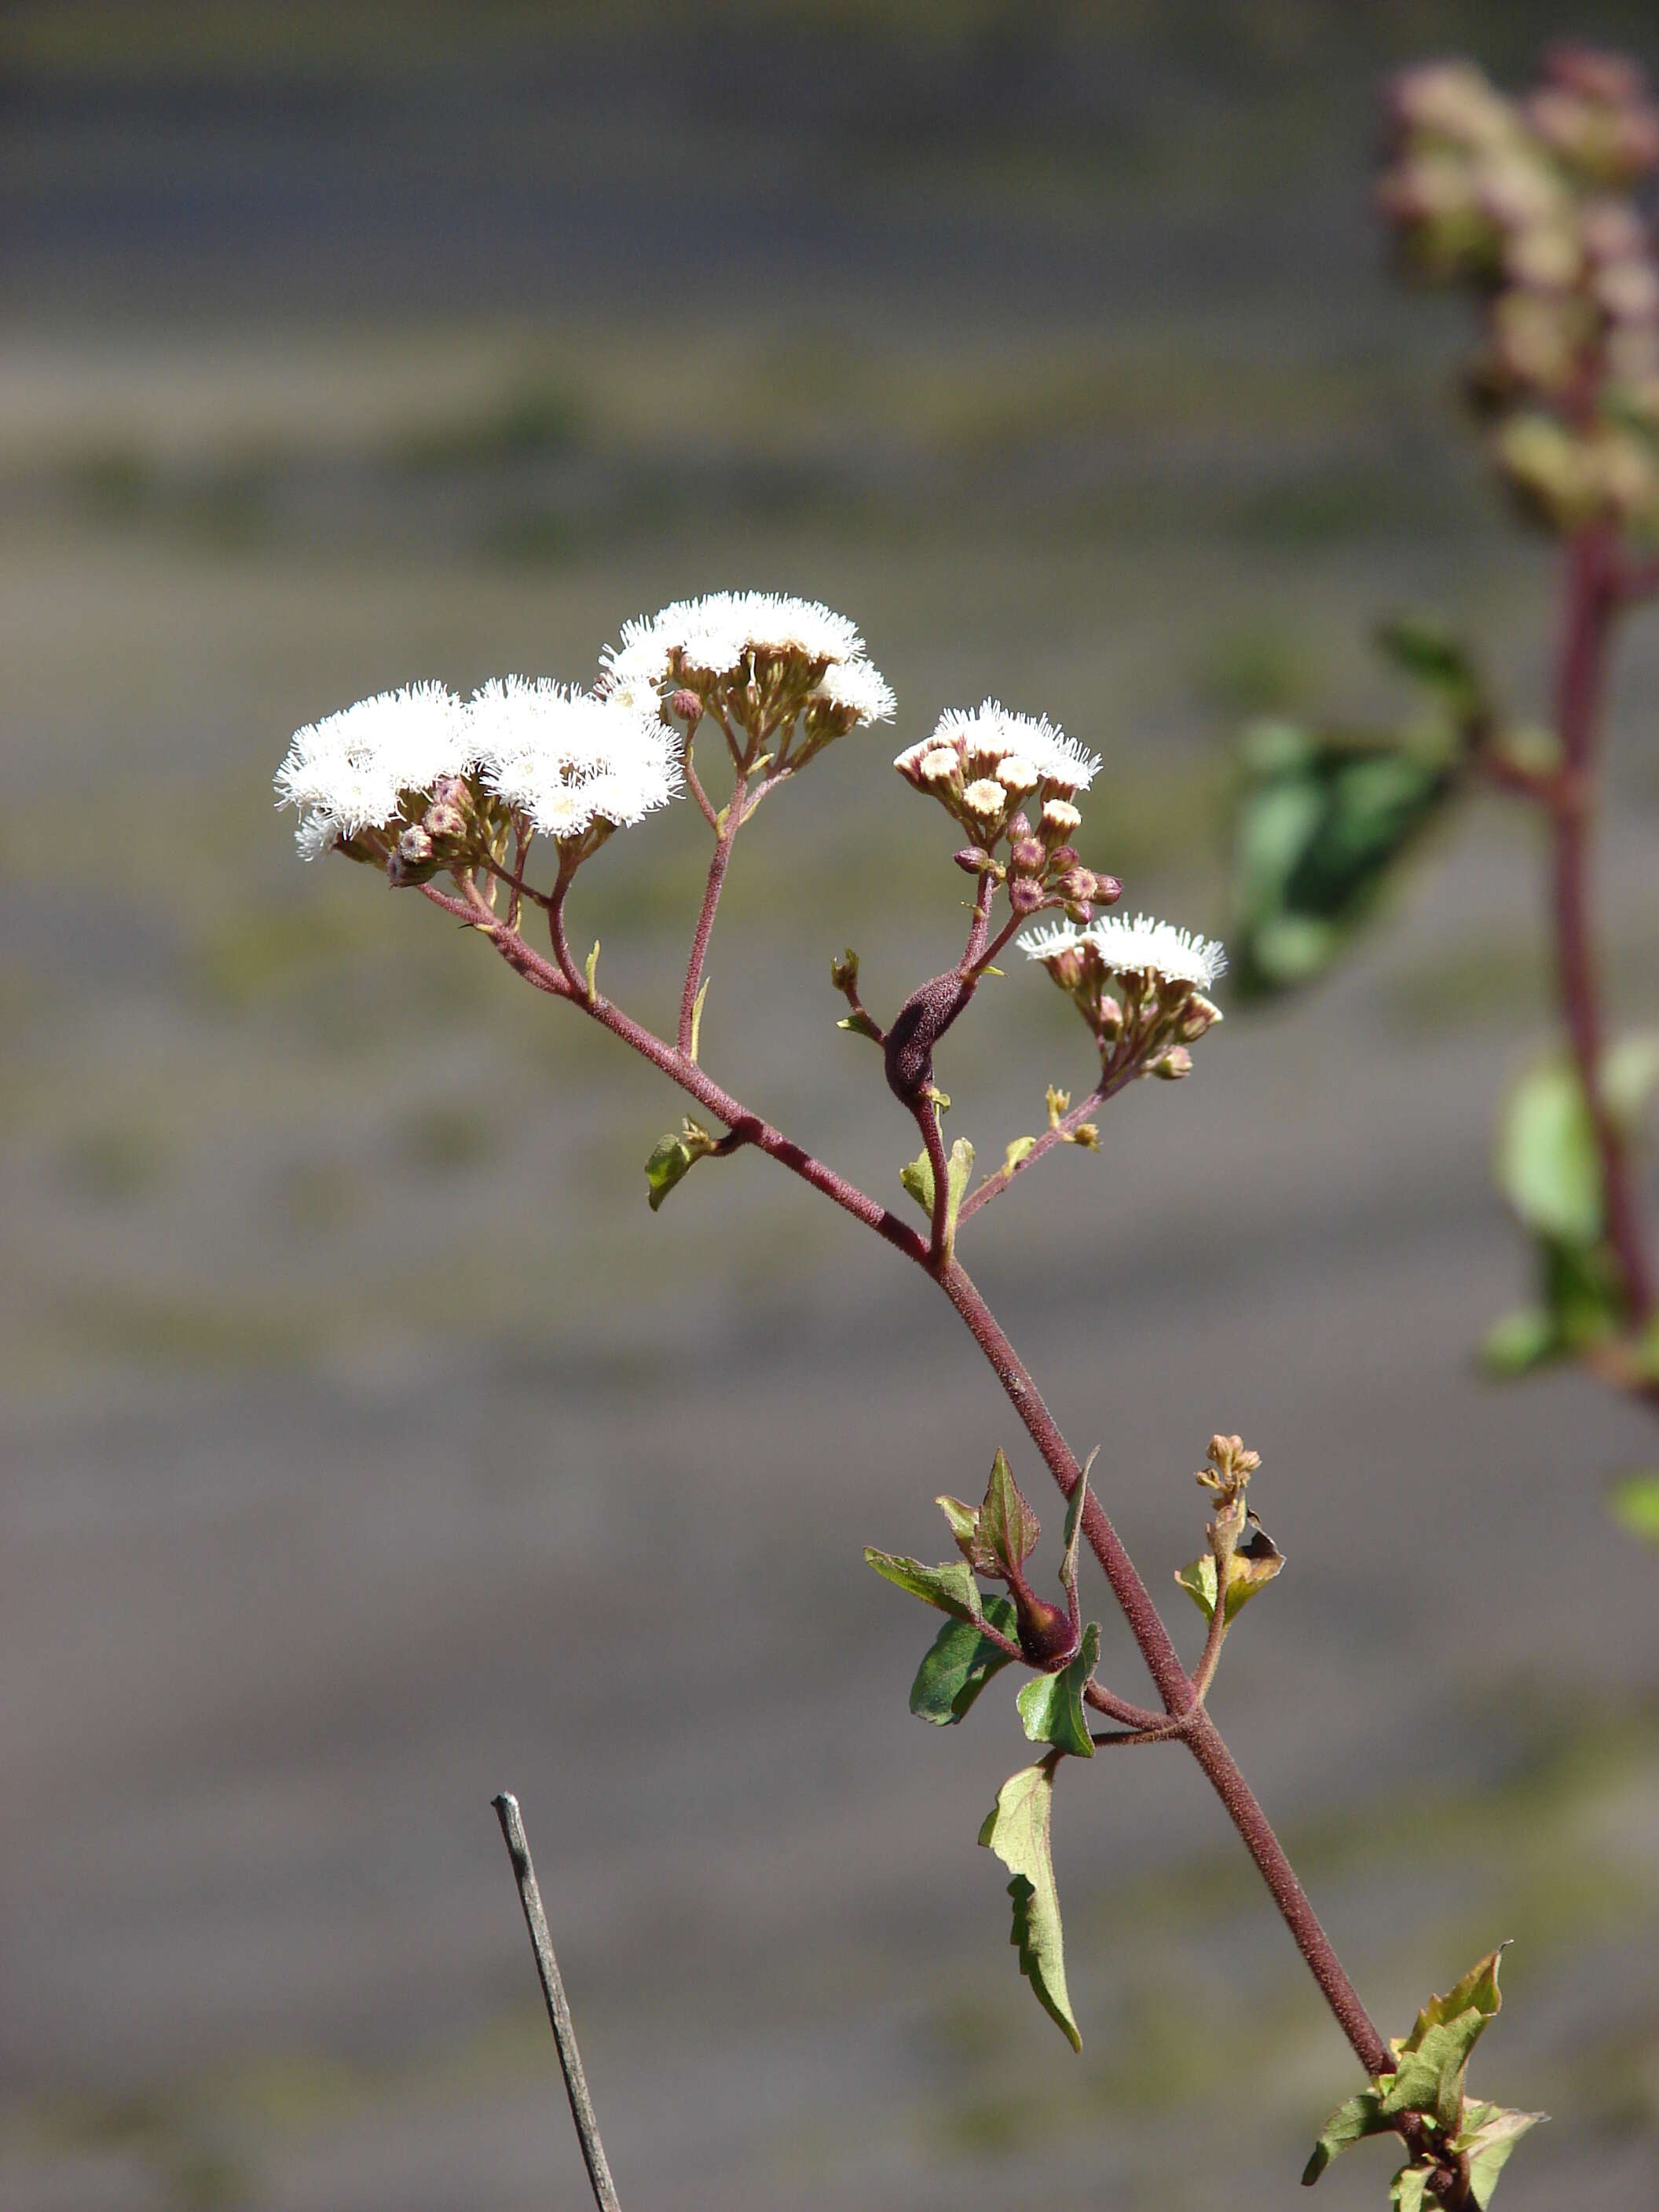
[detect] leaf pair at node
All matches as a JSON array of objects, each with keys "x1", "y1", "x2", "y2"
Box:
[{"x1": 1304, "y1": 1948, "x2": 1544, "y2": 2208}]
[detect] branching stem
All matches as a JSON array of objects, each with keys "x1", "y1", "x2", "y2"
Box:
[{"x1": 419, "y1": 866, "x2": 1400, "y2": 2100}]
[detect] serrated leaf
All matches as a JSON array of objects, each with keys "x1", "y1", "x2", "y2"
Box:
[
  {"x1": 864, "y1": 1547, "x2": 983, "y2": 1624},
  {"x1": 1454, "y1": 2100, "x2": 1546, "y2": 2208},
  {"x1": 1174, "y1": 1514, "x2": 1284, "y2": 1624},
  {"x1": 1379, "y1": 2009, "x2": 1485, "y2": 2130},
  {"x1": 970, "y1": 1448, "x2": 1041, "y2": 1578},
  {"x1": 1016, "y1": 1622, "x2": 1099, "y2": 1757},
  {"x1": 1378, "y1": 1950, "x2": 1506, "y2": 2130},
  {"x1": 910, "y1": 1595, "x2": 1018, "y2": 1724},
  {"x1": 1609, "y1": 1471, "x2": 1659, "y2": 1544},
  {"x1": 978, "y1": 1757, "x2": 1080, "y2": 2051},
  {"x1": 1398, "y1": 1948, "x2": 1504, "y2": 2053},
  {"x1": 1302, "y1": 2087, "x2": 1391, "y2": 2184}
]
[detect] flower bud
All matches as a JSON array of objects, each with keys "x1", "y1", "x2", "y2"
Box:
[
  {"x1": 1010, "y1": 837, "x2": 1046, "y2": 877},
  {"x1": 1039, "y1": 799, "x2": 1082, "y2": 844},
  {"x1": 954, "y1": 845, "x2": 993, "y2": 875},
  {"x1": 1180, "y1": 993, "x2": 1223, "y2": 1042},
  {"x1": 919, "y1": 745, "x2": 962, "y2": 789},
  {"x1": 669, "y1": 687, "x2": 703, "y2": 723},
  {"x1": 830, "y1": 947, "x2": 859, "y2": 993},
  {"x1": 1008, "y1": 874, "x2": 1045, "y2": 914},
  {"x1": 996, "y1": 753, "x2": 1039, "y2": 797},
  {"x1": 423, "y1": 800, "x2": 467, "y2": 844},
  {"x1": 962, "y1": 778, "x2": 1009, "y2": 828},
  {"x1": 397, "y1": 823, "x2": 435, "y2": 866},
  {"x1": 1152, "y1": 1046, "x2": 1193, "y2": 1080}
]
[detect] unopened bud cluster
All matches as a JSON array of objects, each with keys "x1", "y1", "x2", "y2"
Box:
[
  {"x1": 1021, "y1": 914, "x2": 1225, "y2": 1079},
  {"x1": 1379, "y1": 46, "x2": 1659, "y2": 533},
  {"x1": 895, "y1": 701, "x2": 1120, "y2": 921}
]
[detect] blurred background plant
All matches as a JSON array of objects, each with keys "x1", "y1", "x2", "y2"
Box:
[
  {"x1": 5, "y1": 5, "x2": 1659, "y2": 2210},
  {"x1": 1226, "y1": 40, "x2": 1659, "y2": 1542}
]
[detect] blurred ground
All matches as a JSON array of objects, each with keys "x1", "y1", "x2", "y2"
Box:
[{"x1": 3, "y1": 5, "x2": 1659, "y2": 2209}]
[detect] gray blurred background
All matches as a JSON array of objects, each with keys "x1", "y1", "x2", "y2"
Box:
[{"x1": 4, "y1": 4, "x2": 1659, "y2": 2207}]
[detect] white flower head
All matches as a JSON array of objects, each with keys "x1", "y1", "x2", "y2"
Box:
[
  {"x1": 470, "y1": 677, "x2": 680, "y2": 840},
  {"x1": 605, "y1": 591, "x2": 871, "y2": 688},
  {"x1": 1083, "y1": 913, "x2": 1227, "y2": 992},
  {"x1": 922, "y1": 701, "x2": 1101, "y2": 794},
  {"x1": 276, "y1": 681, "x2": 469, "y2": 857},
  {"x1": 1019, "y1": 919, "x2": 1087, "y2": 966},
  {"x1": 807, "y1": 656, "x2": 896, "y2": 727}
]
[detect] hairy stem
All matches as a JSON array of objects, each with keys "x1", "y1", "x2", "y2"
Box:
[
  {"x1": 493, "y1": 1793, "x2": 623, "y2": 2212},
  {"x1": 420, "y1": 886, "x2": 1395, "y2": 2090},
  {"x1": 679, "y1": 769, "x2": 748, "y2": 1057},
  {"x1": 1550, "y1": 524, "x2": 1654, "y2": 1324}
]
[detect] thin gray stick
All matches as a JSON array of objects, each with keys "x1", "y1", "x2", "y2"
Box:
[{"x1": 492, "y1": 1792, "x2": 622, "y2": 2212}]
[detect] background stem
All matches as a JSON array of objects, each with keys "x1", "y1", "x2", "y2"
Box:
[{"x1": 493, "y1": 1793, "x2": 623, "y2": 2212}]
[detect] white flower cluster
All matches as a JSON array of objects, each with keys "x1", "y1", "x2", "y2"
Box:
[
  {"x1": 276, "y1": 678, "x2": 680, "y2": 856},
  {"x1": 276, "y1": 683, "x2": 470, "y2": 858},
  {"x1": 470, "y1": 678, "x2": 680, "y2": 840},
  {"x1": 1021, "y1": 912, "x2": 1227, "y2": 993},
  {"x1": 603, "y1": 590, "x2": 894, "y2": 723},
  {"x1": 895, "y1": 700, "x2": 1101, "y2": 805}
]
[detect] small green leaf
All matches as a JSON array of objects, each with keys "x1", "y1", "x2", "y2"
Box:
[
  {"x1": 1609, "y1": 1471, "x2": 1659, "y2": 1545},
  {"x1": 864, "y1": 1547, "x2": 982, "y2": 1624},
  {"x1": 936, "y1": 1493, "x2": 980, "y2": 1554},
  {"x1": 644, "y1": 1118, "x2": 719, "y2": 1212},
  {"x1": 1374, "y1": 613, "x2": 1482, "y2": 709},
  {"x1": 978, "y1": 1756, "x2": 1080, "y2": 2051},
  {"x1": 1058, "y1": 1449, "x2": 1095, "y2": 1602},
  {"x1": 1379, "y1": 2009, "x2": 1485, "y2": 2130},
  {"x1": 969, "y1": 1448, "x2": 1041, "y2": 1578},
  {"x1": 1479, "y1": 1306, "x2": 1561, "y2": 1376},
  {"x1": 1603, "y1": 1033, "x2": 1659, "y2": 1129},
  {"x1": 1230, "y1": 718, "x2": 1462, "y2": 998},
  {"x1": 1379, "y1": 1949, "x2": 1506, "y2": 2130},
  {"x1": 910, "y1": 1595, "x2": 1018, "y2": 1724},
  {"x1": 837, "y1": 1009, "x2": 883, "y2": 1044},
  {"x1": 1175, "y1": 1553, "x2": 1219, "y2": 1622},
  {"x1": 1390, "y1": 2162, "x2": 1436, "y2": 2212},
  {"x1": 1302, "y1": 2087, "x2": 1390, "y2": 2184},
  {"x1": 688, "y1": 974, "x2": 711, "y2": 1062},
  {"x1": 584, "y1": 939, "x2": 600, "y2": 996},
  {"x1": 1496, "y1": 1061, "x2": 1602, "y2": 1244},
  {"x1": 1174, "y1": 1514, "x2": 1284, "y2": 1624},
  {"x1": 900, "y1": 1137, "x2": 974, "y2": 1251},
  {"x1": 1454, "y1": 2100, "x2": 1546, "y2": 2208},
  {"x1": 1016, "y1": 1621, "x2": 1099, "y2": 1757},
  {"x1": 1002, "y1": 1133, "x2": 1038, "y2": 1176}
]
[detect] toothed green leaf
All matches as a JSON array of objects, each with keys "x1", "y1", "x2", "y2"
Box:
[
  {"x1": 978, "y1": 1756, "x2": 1080, "y2": 2051},
  {"x1": 864, "y1": 1548, "x2": 982, "y2": 1624}
]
